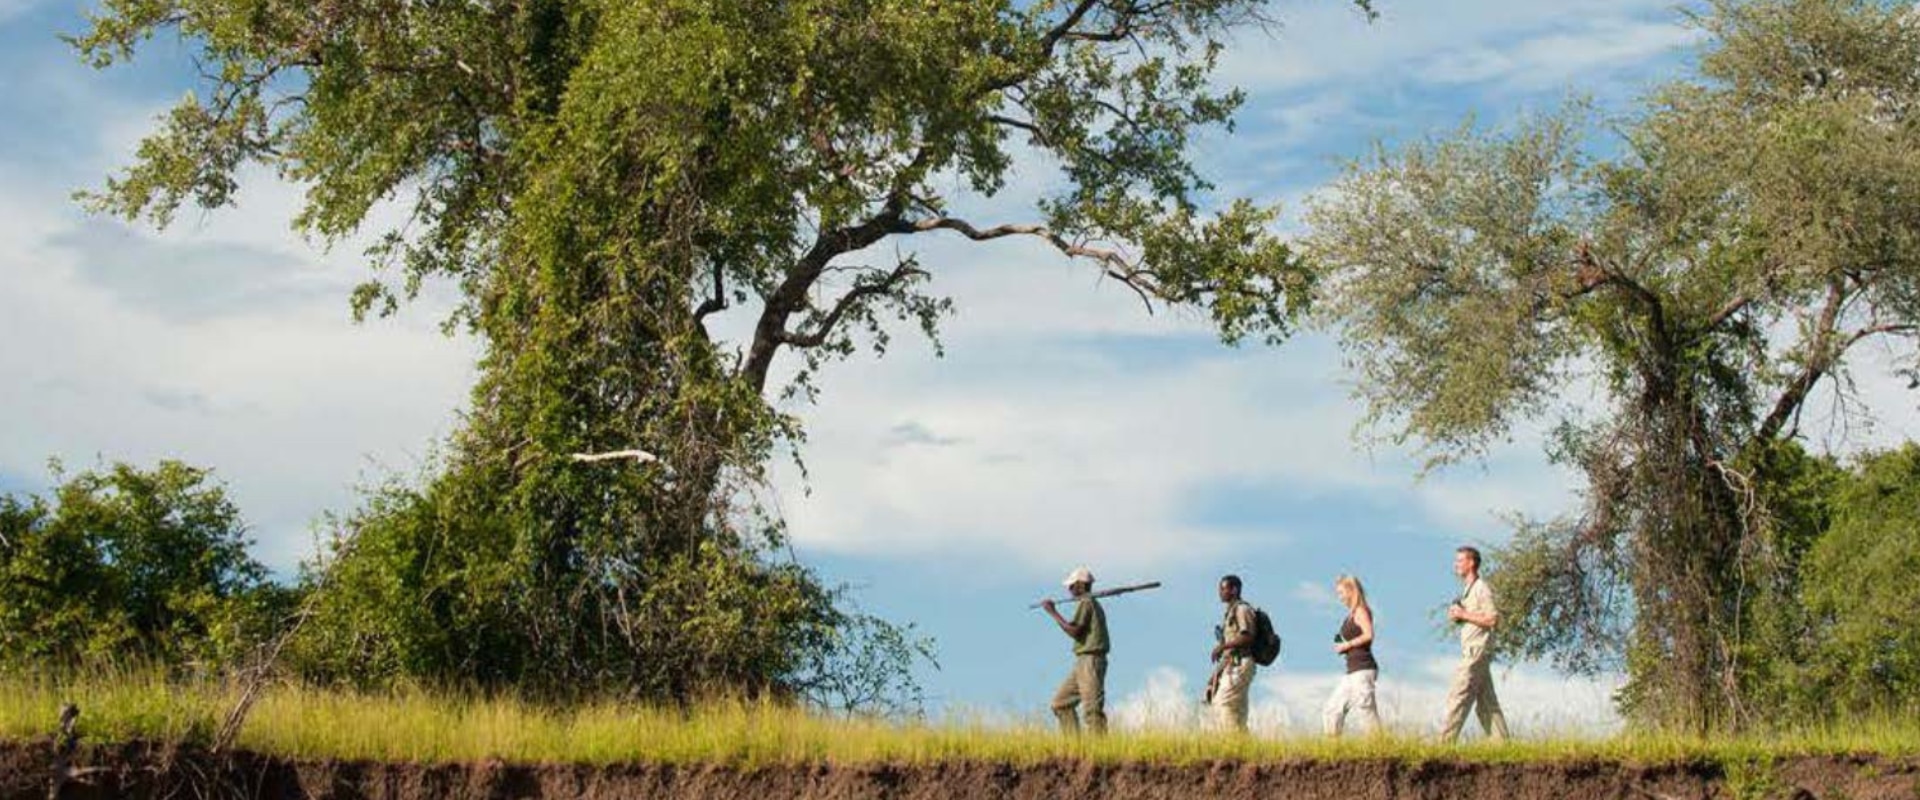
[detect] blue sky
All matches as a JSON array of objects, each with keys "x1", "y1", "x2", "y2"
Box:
[{"x1": 5, "y1": 0, "x2": 1917, "y2": 736}]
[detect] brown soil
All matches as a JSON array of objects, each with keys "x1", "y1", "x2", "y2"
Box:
[{"x1": 5, "y1": 739, "x2": 1917, "y2": 800}]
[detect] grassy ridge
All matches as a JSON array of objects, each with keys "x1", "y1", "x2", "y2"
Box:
[{"x1": 2, "y1": 673, "x2": 1916, "y2": 766}]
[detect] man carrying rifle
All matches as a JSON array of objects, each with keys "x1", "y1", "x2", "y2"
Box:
[
  {"x1": 1207, "y1": 574, "x2": 1258, "y2": 733},
  {"x1": 1041, "y1": 566, "x2": 1109, "y2": 735}
]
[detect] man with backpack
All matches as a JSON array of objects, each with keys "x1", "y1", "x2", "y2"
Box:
[{"x1": 1207, "y1": 574, "x2": 1275, "y2": 732}]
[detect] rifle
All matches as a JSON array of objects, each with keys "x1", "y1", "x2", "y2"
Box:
[
  {"x1": 1204, "y1": 621, "x2": 1227, "y2": 702},
  {"x1": 1204, "y1": 658, "x2": 1227, "y2": 704},
  {"x1": 1028, "y1": 581, "x2": 1162, "y2": 609}
]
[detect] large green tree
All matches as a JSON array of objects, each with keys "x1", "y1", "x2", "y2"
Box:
[
  {"x1": 1303, "y1": 0, "x2": 1920, "y2": 730},
  {"x1": 77, "y1": 0, "x2": 1355, "y2": 699}
]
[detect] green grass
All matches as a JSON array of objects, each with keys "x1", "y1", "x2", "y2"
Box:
[{"x1": 2, "y1": 672, "x2": 1917, "y2": 767}]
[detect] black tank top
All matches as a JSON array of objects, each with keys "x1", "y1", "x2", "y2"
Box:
[{"x1": 1340, "y1": 612, "x2": 1378, "y2": 673}]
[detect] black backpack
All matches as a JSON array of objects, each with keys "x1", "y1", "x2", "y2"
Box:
[{"x1": 1250, "y1": 606, "x2": 1282, "y2": 666}]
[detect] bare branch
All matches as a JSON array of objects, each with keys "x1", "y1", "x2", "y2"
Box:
[
  {"x1": 1040, "y1": 0, "x2": 1105, "y2": 54},
  {"x1": 1755, "y1": 278, "x2": 1848, "y2": 445},
  {"x1": 741, "y1": 206, "x2": 907, "y2": 392},
  {"x1": 1705, "y1": 294, "x2": 1753, "y2": 329},
  {"x1": 570, "y1": 449, "x2": 660, "y2": 464},
  {"x1": 1092, "y1": 97, "x2": 1149, "y2": 136},
  {"x1": 1843, "y1": 321, "x2": 1919, "y2": 349},
  {"x1": 779, "y1": 263, "x2": 927, "y2": 348},
  {"x1": 1063, "y1": 27, "x2": 1133, "y2": 43},
  {"x1": 908, "y1": 216, "x2": 1156, "y2": 311},
  {"x1": 694, "y1": 262, "x2": 727, "y2": 322},
  {"x1": 987, "y1": 114, "x2": 1050, "y2": 145}
]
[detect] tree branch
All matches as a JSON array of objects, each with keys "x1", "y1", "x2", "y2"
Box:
[
  {"x1": 988, "y1": 0, "x2": 1148, "y2": 94},
  {"x1": 779, "y1": 263, "x2": 927, "y2": 349},
  {"x1": 694, "y1": 262, "x2": 727, "y2": 322},
  {"x1": 908, "y1": 216, "x2": 1156, "y2": 310},
  {"x1": 1041, "y1": 0, "x2": 1105, "y2": 55},
  {"x1": 1569, "y1": 241, "x2": 1670, "y2": 344},
  {"x1": 741, "y1": 204, "x2": 907, "y2": 392},
  {"x1": 1843, "y1": 321, "x2": 1918, "y2": 349},
  {"x1": 987, "y1": 114, "x2": 1050, "y2": 146},
  {"x1": 570, "y1": 449, "x2": 660, "y2": 464},
  {"x1": 1755, "y1": 278, "x2": 1848, "y2": 445},
  {"x1": 1705, "y1": 294, "x2": 1753, "y2": 330}
]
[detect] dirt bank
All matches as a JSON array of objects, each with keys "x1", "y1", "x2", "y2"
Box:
[{"x1": 5, "y1": 739, "x2": 1917, "y2": 800}]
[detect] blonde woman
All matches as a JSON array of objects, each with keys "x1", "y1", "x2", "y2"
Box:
[{"x1": 1323, "y1": 575, "x2": 1382, "y2": 736}]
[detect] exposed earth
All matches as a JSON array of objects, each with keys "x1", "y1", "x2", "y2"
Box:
[{"x1": 7, "y1": 739, "x2": 1919, "y2": 799}]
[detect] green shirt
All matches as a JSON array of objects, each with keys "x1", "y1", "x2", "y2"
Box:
[{"x1": 1071, "y1": 597, "x2": 1109, "y2": 656}]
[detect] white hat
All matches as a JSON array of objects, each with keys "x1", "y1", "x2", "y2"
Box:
[{"x1": 1062, "y1": 566, "x2": 1094, "y2": 587}]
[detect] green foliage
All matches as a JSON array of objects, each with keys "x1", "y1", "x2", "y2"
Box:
[
  {"x1": 1723, "y1": 752, "x2": 1786, "y2": 800},
  {"x1": 286, "y1": 465, "x2": 933, "y2": 710},
  {"x1": 1306, "y1": 0, "x2": 1920, "y2": 731},
  {"x1": 1796, "y1": 444, "x2": 1920, "y2": 711},
  {"x1": 0, "y1": 461, "x2": 291, "y2": 671}
]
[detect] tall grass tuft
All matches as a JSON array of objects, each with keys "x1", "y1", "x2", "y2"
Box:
[{"x1": 1, "y1": 671, "x2": 1916, "y2": 766}]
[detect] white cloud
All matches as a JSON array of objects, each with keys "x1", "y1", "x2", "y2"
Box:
[
  {"x1": 1431, "y1": 20, "x2": 1704, "y2": 93},
  {"x1": 1290, "y1": 579, "x2": 1346, "y2": 618},
  {"x1": 1222, "y1": 0, "x2": 1691, "y2": 95},
  {"x1": 1111, "y1": 666, "x2": 1207, "y2": 731},
  {"x1": 771, "y1": 323, "x2": 1392, "y2": 573},
  {"x1": 0, "y1": 159, "x2": 475, "y2": 572},
  {"x1": 766, "y1": 229, "x2": 1590, "y2": 572},
  {"x1": 753, "y1": 90, "x2": 1594, "y2": 576},
  {"x1": 1411, "y1": 452, "x2": 1584, "y2": 538}
]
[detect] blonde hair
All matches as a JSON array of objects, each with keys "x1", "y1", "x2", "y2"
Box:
[{"x1": 1334, "y1": 575, "x2": 1368, "y2": 609}]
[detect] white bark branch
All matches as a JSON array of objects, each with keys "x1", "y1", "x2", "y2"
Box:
[{"x1": 570, "y1": 449, "x2": 659, "y2": 464}]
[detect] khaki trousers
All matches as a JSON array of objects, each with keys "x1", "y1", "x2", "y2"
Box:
[
  {"x1": 1210, "y1": 657, "x2": 1256, "y2": 732},
  {"x1": 1051, "y1": 653, "x2": 1108, "y2": 734},
  {"x1": 1440, "y1": 645, "x2": 1509, "y2": 742}
]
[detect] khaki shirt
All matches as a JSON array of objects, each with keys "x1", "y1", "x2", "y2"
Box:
[
  {"x1": 1072, "y1": 598, "x2": 1109, "y2": 656},
  {"x1": 1457, "y1": 578, "x2": 1496, "y2": 653},
  {"x1": 1221, "y1": 601, "x2": 1255, "y2": 663}
]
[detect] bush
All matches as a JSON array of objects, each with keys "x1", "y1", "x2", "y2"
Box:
[{"x1": 0, "y1": 460, "x2": 291, "y2": 672}]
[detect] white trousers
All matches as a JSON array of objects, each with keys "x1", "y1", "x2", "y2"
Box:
[{"x1": 1322, "y1": 668, "x2": 1381, "y2": 736}]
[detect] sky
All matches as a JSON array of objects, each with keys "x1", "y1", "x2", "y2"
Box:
[{"x1": 4, "y1": 0, "x2": 1917, "y2": 738}]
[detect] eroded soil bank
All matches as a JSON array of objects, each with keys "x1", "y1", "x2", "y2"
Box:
[{"x1": 6, "y1": 740, "x2": 1918, "y2": 800}]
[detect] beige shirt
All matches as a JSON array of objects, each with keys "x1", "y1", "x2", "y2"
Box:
[
  {"x1": 1457, "y1": 578, "x2": 1496, "y2": 652},
  {"x1": 1222, "y1": 601, "x2": 1256, "y2": 664}
]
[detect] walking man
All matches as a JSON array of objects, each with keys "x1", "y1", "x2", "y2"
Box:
[
  {"x1": 1207, "y1": 574, "x2": 1258, "y2": 733},
  {"x1": 1440, "y1": 546, "x2": 1510, "y2": 743},
  {"x1": 1042, "y1": 566, "x2": 1109, "y2": 735}
]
